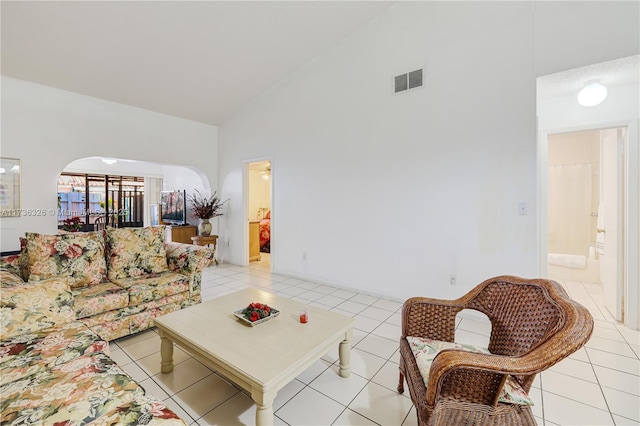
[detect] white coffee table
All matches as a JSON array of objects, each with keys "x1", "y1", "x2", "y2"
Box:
[{"x1": 154, "y1": 288, "x2": 355, "y2": 426}]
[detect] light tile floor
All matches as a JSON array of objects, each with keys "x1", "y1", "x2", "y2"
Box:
[{"x1": 110, "y1": 257, "x2": 640, "y2": 425}]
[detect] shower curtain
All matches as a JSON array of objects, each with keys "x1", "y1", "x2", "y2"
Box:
[{"x1": 548, "y1": 163, "x2": 593, "y2": 256}]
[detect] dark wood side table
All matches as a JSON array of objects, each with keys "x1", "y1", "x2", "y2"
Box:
[
  {"x1": 166, "y1": 225, "x2": 197, "y2": 244},
  {"x1": 191, "y1": 235, "x2": 219, "y2": 265}
]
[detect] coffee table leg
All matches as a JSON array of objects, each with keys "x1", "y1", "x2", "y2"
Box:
[
  {"x1": 338, "y1": 330, "x2": 352, "y2": 378},
  {"x1": 255, "y1": 402, "x2": 274, "y2": 426},
  {"x1": 159, "y1": 331, "x2": 174, "y2": 374},
  {"x1": 252, "y1": 389, "x2": 275, "y2": 426}
]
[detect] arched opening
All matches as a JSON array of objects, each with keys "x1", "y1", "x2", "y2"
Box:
[
  {"x1": 59, "y1": 156, "x2": 212, "y2": 231},
  {"x1": 57, "y1": 173, "x2": 145, "y2": 231}
]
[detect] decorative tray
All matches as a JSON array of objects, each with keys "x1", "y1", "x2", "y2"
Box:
[{"x1": 233, "y1": 308, "x2": 280, "y2": 326}]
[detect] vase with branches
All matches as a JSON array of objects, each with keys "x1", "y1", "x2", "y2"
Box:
[{"x1": 187, "y1": 190, "x2": 227, "y2": 236}]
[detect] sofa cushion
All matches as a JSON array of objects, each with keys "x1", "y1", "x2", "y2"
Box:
[
  {"x1": 92, "y1": 393, "x2": 186, "y2": 426},
  {"x1": 0, "y1": 351, "x2": 185, "y2": 425},
  {"x1": 131, "y1": 299, "x2": 193, "y2": 336},
  {"x1": 106, "y1": 226, "x2": 169, "y2": 280},
  {"x1": 24, "y1": 231, "x2": 107, "y2": 288},
  {"x1": 0, "y1": 321, "x2": 108, "y2": 386},
  {"x1": 406, "y1": 336, "x2": 534, "y2": 406},
  {"x1": 73, "y1": 282, "x2": 129, "y2": 319},
  {"x1": 78, "y1": 292, "x2": 192, "y2": 341},
  {"x1": 79, "y1": 316, "x2": 132, "y2": 342},
  {"x1": 111, "y1": 271, "x2": 190, "y2": 306},
  {"x1": 0, "y1": 277, "x2": 76, "y2": 340}
]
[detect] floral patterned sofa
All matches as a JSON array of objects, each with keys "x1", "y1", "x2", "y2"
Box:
[
  {"x1": 0, "y1": 226, "x2": 214, "y2": 425},
  {"x1": 1, "y1": 226, "x2": 214, "y2": 341},
  {"x1": 0, "y1": 284, "x2": 187, "y2": 424}
]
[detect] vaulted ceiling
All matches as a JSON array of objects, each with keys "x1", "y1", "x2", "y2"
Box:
[
  {"x1": 2, "y1": 2, "x2": 637, "y2": 127},
  {"x1": 1, "y1": 1, "x2": 392, "y2": 126}
]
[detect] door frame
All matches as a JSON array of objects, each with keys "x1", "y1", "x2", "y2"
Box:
[
  {"x1": 243, "y1": 157, "x2": 273, "y2": 270},
  {"x1": 600, "y1": 127, "x2": 626, "y2": 321},
  {"x1": 538, "y1": 119, "x2": 639, "y2": 329}
]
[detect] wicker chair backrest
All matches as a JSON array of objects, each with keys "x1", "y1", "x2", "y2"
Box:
[{"x1": 468, "y1": 280, "x2": 563, "y2": 357}]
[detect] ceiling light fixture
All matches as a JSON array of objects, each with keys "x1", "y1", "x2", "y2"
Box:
[
  {"x1": 260, "y1": 167, "x2": 271, "y2": 180},
  {"x1": 101, "y1": 158, "x2": 117, "y2": 165},
  {"x1": 577, "y1": 81, "x2": 608, "y2": 107}
]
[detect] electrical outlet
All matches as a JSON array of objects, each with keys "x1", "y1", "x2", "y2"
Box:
[
  {"x1": 518, "y1": 202, "x2": 527, "y2": 215},
  {"x1": 450, "y1": 274, "x2": 457, "y2": 286}
]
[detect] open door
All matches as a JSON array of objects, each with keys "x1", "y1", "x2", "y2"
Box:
[
  {"x1": 600, "y1": 128, "x2": 625, "y2": 321},
  {"x1": 247, "y1": 160, "x2": 272, "y2": 267}
]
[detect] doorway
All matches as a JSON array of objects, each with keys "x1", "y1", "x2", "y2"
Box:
[
  {"x1": 247, "y1": 160, "x2": 272, "y2": 268},
  {"x1": 537, "y1": 55, "x2": 639, "y2": 330},
  {"x1": 546, "y1": 127, "x2": 626, "y2": 322}
]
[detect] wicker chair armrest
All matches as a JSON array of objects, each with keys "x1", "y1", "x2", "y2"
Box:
[
  {"x1": 401, "y1": 297, "x2": 467, "y2": 342},
  {"x1": 426, "y1": 349, "x2": 541, "y2": 406},
  {"x1": 424, "y1": 292, "x2": 595, "y2": 407}
]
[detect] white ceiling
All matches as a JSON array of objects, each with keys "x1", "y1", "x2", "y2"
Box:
[
  {"x1": 1, "y1": 1, "x2": 393, "y2": 126},
  {"x1": 537, "y1": 55, "x2": 639, "y2": 100},
  {"x1": 2, "y1": 2, "x2": 637, "y2": 127}
]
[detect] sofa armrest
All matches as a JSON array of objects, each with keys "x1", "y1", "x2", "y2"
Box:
[
  {"x1": 165, "y1": 242, "x2": 214, "y2": 274},
  {"x1": 164, "y1": 242, "x2": 215, "y2": 300},
  {"x1": 0, "y1": 277, "x2": 76, "y2": 340},
  {"x1": 0, "y1": 270, "x2": 26, "y2": 287},
  {"x1": 0, "y1": 254, "x2": 27, "y2": 282},
  {"x1": 164, "y1": 243, "x2": 214, "y2": 296}
]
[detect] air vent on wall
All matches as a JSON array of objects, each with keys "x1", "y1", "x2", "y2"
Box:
[
  {"x1": 394, "y1": 74, "x2": 408, "y2": 93},
  {"x1": 394, "y1": 68, "x2": 423, "y2": 94}
]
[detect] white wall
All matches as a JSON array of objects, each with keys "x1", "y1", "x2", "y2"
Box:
[
  {"x1": 218, "y1": 2, "x2": 639, "y2": 301},
  {"x1": 0, "y1": 77, "x2": 218, "y2": 252}
]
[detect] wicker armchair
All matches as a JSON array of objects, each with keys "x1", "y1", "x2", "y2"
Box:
[{"x1": 397, "y1": 275, "x2": 594, "y2": 426}]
